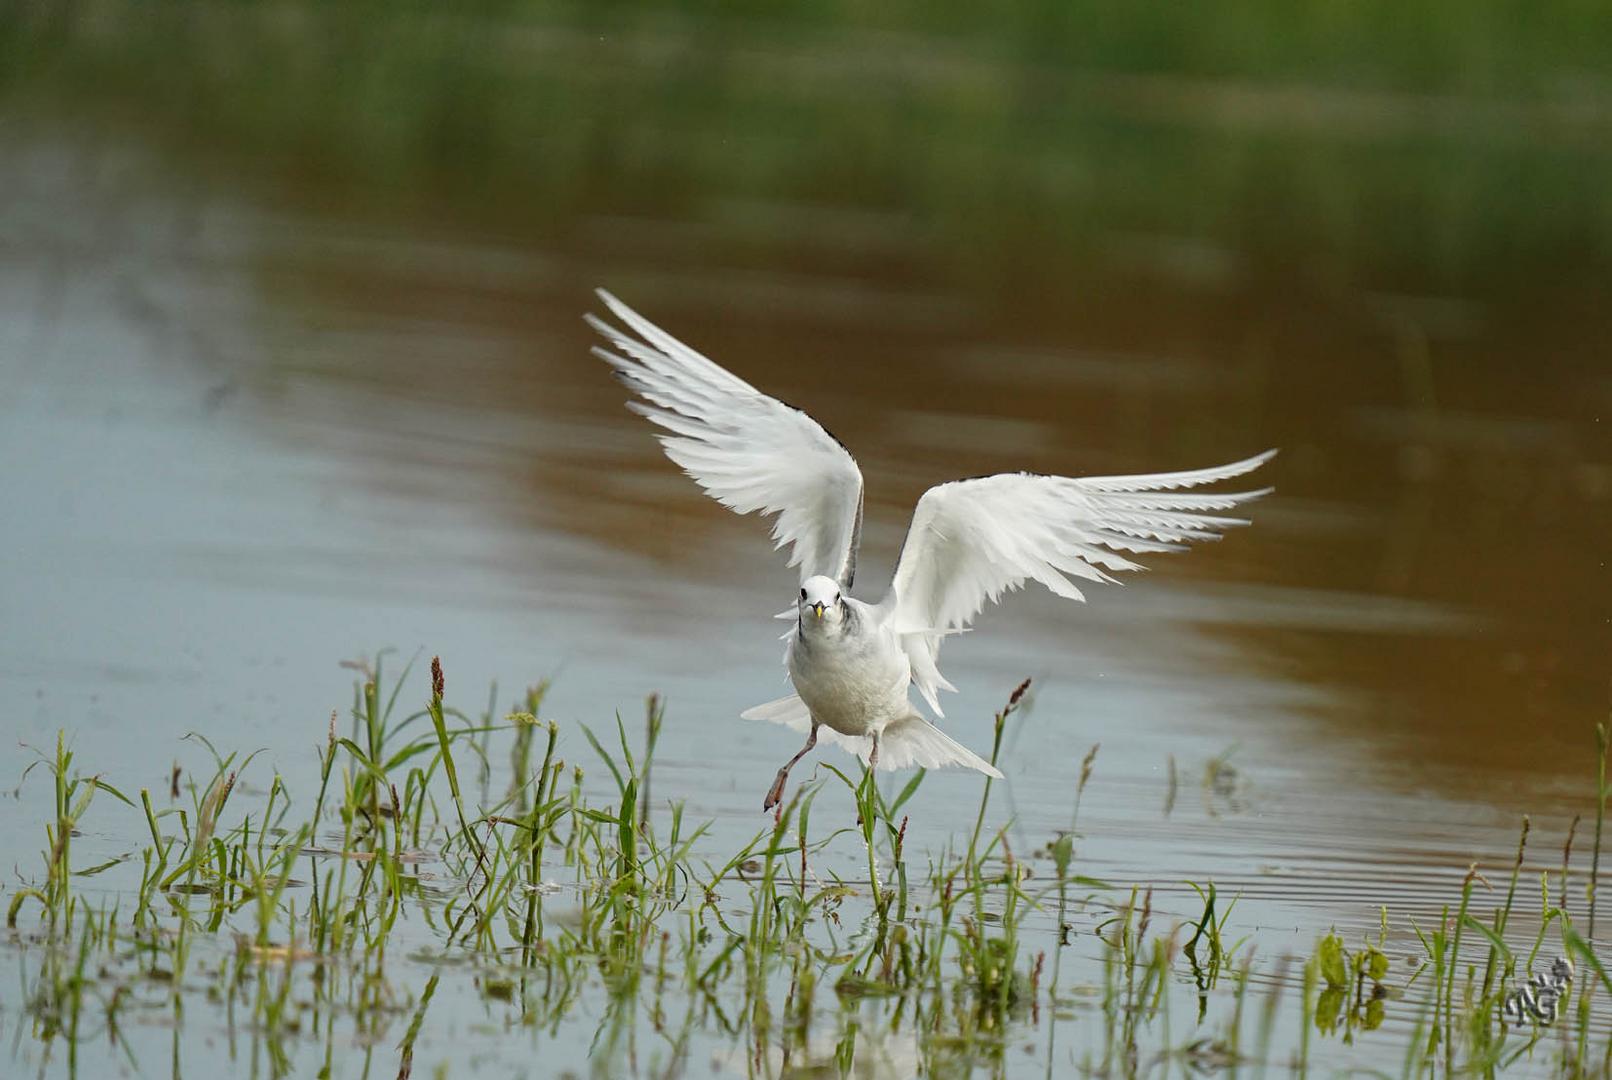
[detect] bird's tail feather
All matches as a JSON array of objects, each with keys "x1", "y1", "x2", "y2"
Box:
[
  {"x1": 741, "y1": 696, "x2": 1002, "y2": 779},
  {"x1": 740, "y1": 694, "x2": 813, "y2": 732},
  {"x1": 865, "y1": 715, "x2": 1003, "y2": 778},
  {"x1": 740, "y1": 694, "x2": 863, "y2": 752}
]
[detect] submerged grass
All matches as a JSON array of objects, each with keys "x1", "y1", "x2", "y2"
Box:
[{"x1": 6, "y1": 660, "x2": 1612, "y2": 1078}]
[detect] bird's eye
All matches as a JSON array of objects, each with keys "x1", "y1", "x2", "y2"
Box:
[{"x1": 800, "y1": 588, "x2": 807, "y2": 599}]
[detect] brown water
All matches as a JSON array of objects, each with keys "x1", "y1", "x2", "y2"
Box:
[{"x1": 1, "y1": 95, "x2": 1609, "y2": 1075}]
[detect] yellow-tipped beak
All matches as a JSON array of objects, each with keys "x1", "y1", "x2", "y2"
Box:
[{"x1": 812, "y1": 602, "x2": 826, "y2": 618}]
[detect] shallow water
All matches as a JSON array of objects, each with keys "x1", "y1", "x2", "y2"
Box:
[{"x1": 2, "y1": 25, "x2": 1611, "y2": 1074}]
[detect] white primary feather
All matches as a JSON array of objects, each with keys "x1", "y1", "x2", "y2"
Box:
[
  {"x1": 880, "y1": 451, "x2": 1276, "y2": 715},
  {"x1": 586, "y1": 290, "x2": 866, "y2": 587}
]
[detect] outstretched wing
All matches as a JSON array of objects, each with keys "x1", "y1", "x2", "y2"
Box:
[
  {"x1": 880, "y1": 450, "x2": 1276, "y2": 714},
  {"x1": 587, "y1": 289, "x2": 866, "y2": 587}
]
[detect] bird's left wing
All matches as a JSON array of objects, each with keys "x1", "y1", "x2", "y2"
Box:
[
  {"x1": 587, "y1": 290, "x2": 866, "y2": 587},
  {"x1": 879, "y1": 450, "x2": 1276, "y2": 715}
]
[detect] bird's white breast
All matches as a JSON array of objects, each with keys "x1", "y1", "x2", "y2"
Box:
[{"x1": 787, "y1": 605, "x2": 912, "y2": 738}]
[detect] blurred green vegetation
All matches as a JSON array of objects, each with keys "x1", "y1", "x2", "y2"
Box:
[{"x1": 3, "y1": 0, "x2": 1610, "y2": 298}]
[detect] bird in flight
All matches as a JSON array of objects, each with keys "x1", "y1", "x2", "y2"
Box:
[{"x1": 587, "y1": 290, "x2": 1275, "y2": 811}]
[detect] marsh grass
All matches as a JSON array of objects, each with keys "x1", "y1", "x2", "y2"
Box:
[{"x1": 7, "y1": 660, "x2": 1612, "y2": 1078}]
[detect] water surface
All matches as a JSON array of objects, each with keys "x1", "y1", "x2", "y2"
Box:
[{"x1": 2, "y1": 19, "x2": 1610, "y2": 1074}]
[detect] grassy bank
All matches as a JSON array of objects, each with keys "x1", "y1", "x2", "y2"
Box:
[{"x1": 2, "y1": 1, "x2": 1609, "y2": 301}]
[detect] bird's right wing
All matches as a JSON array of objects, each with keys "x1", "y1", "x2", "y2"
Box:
[
  {"x1": 880, "y1": 450, "x2": 1276, "y2": 714},
  {"x1": 587, "y1": 290, "x2": 866, "y2": 587}
]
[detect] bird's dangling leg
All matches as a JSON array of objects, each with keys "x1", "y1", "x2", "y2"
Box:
[{"x1": 763, "y1": 724, "x2": 818, "y2": 812}]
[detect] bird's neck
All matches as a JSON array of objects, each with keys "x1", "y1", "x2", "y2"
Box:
[{"x1": 799, "y1": 604, "x2": 855, "y2": 642}]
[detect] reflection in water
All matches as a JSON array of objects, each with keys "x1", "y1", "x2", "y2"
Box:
[
  {"x1": 240, "y1": 195, "x2": 1608, "y2": 789},
  {"x1": 713, "y1": 1028, "x2": 920, "y2": 1079}
]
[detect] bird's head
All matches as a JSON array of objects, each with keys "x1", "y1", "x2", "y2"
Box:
[{"x1": 798, "y1": 576, "x2": 845, "y2": 628}]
